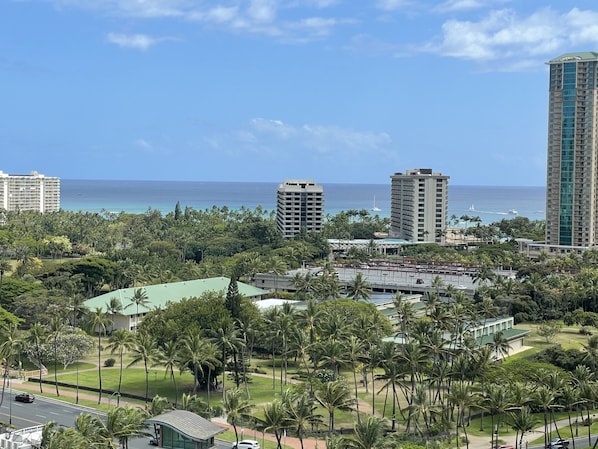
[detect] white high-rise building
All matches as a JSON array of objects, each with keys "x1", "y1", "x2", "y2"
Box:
[
  {"x1": 0, "y1": 170, "x2": 60, "y2": 213},
  {"x1": 390, "y1": 168, "x2": 449, "y2": 243},
  {"x1": 276, "y1": 180, "x2": 324, "y2": 238}
]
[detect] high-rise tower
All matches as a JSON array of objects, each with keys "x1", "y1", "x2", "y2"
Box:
[
  {"x1": 0, "y1": 170, "x2": 60, "y2": 213},
  {"x1": 390, "y1": 168, "x2": 449, "y2": 243},
  {"x1": 276, "y1": 180, "x2": 324, "y2": 238},
  {"x1": 546, "y1": 52, "x2": 598, "y2": 247}
]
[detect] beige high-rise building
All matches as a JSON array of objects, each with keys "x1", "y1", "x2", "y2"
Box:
[
  {"x1": 276, "y1": 180, "x2": 324, "y2": 238},
  {"x1": 0, "y1": 170, "x2": 60, "y2": 213},
  {"x1": 390, "y1": 169, "x2": 449, "y2": 243},
  {"x1": 546, "y1": 52, "x2": 598, "y2": 247}
]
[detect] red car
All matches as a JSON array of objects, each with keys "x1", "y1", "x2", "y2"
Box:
[{"x1": 15, "y1": 393, "x2": 35, "y2": 403}]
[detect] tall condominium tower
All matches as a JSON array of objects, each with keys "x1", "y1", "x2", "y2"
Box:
[
  {"x1": 546, "y1": 52, "x2": 598, "y2": 247},
  {"x1": 276, "y1": 180, "x2": 324, "y2": 238},
  {"x1": 390, "y1": 168, "x2": 449, "y2": 243},
  {"x1": 0, "y1": 170, "x2": 60, "y2": 213}
]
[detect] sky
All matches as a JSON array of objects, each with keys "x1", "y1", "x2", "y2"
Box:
[{"x1": 2, "y1": 1, "x2": 598, "y2": 186}]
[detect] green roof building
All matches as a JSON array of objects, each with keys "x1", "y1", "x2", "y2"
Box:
[{"x1": 85, "y1": 277, "x2": 269, "y2": 332}]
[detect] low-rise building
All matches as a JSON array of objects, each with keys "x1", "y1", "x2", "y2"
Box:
[{"x1": 84, "y1": 277, "x2": 270, "y2": 332}]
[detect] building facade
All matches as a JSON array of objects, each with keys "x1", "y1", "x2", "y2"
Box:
[
  {"x1": 0, "y1": 170, "x2": 60, "y2": 213},
  {"x1": 389, "y1": 168, "x2": 449, "y2": 243},
  {"x1": 546, "y1": 52, "x2": 598, "y2": 247},
  {"x1": 276, "y1": 180, "x2": 324, "y2": 238}
]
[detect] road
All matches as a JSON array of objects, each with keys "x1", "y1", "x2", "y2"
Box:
[{"x1": 0, "y1": 388, "x2": 230, "y2": 449}]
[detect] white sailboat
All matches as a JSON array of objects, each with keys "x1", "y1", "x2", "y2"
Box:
[
  {"x1": 371, "y1": 196, "x2": 381, "y2": 212},
  {"x1": 469, "y1": 204, "x2": 475, "y2": 211}
]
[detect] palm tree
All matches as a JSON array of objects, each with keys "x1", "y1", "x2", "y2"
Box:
[
  {"x1": 484, "y1": 383, "x2": 514, "y2": 449},
  {"x1": 106, "y1": 329, "x2": 135, "y2": 406},
  {"x1": 127, "y1": 331, "x2": 160, "y2": 403},
  {"x1": 125, "y1": 288, "x2": 150, "y2": 333},
  {"x1": 261, "y1": 399, "x2": 289, "y2": 449},
  {"x1": 223, "y1": 387, "x2": 254, "y2": 445},
  {"x1": 343, "y1": 415, "x2": 386, "y2": 449},
  {"x1": 285, "y1": 390, "x2": 323, "y2": 449},
  {"x1": 87, "y1": 307, "x2": 112, "y2": 404},
  {"x1": 0, "y1": 323, "x2": 22, "y2": 406},
  {"x1": 315, "y1": 379, "x2": 355, "y2": 435},
  {"x1": 179, "y1": 332, "x2": 214, "y2": 395},
  {"x1": 105, "y1": 296, "x2": 123, "y2": 334},
  {"x1": 48, "y1": 317, "x2": 66, "y2": 397},
  {"x1": 26, "y1": 322, "x2": 48, "y2": 393},
  {"x1": 211, "y1": 323, "x2": 244, "y2": 396},
  {"x1": 507, "y1": 406, "x2": 539, "y2": 449},
  {"x1": 346, "y1": 272, "x2": 371, "y2": 301},
  {"x1": 158, "y1": 338, "x2": 182, "y2": 406},
  {"x1": 489, "y1": 331, "x2": 511, "y2": 360}
]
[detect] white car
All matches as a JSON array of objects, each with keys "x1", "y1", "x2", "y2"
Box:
[{"x1": 232, "y1": 440, "x2": 260, "y2": 449}]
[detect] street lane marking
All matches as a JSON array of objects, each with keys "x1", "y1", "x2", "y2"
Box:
[{"x1": 0, "y1": 411, "x2": 43, "y2": 425}]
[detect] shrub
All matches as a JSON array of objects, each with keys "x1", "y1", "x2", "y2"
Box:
[{"x1": 104, "y1": 358, "x2": 116, "y2": 367}]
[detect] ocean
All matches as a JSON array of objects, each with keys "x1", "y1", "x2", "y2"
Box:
[{"x1": 60, "y1": 180, "x2": 546, "y2": 224}]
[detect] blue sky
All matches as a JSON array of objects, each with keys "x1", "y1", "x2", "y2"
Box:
[{"x1": 2, "y1": 1, "x2": 597, "y2": 186}]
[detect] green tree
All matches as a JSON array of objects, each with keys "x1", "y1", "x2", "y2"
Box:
[
  {"x1": 127, "y1": 331, "x2": 161, "y2": 403},
  {"x1": 223, "y1": 387, "x2": 254, "y2": 445},
  {"x1": 315, "y1": 379, "x2": 355, "y2": 435},
  {"x1": 106, "y1": 329, "x2": 135, "y2": 406},
  {"x1": 87, "y1": 308, "x2": 113, "y2": 404},
  {"x1": 126, "y1": 288, "x2": 150, "y2": 333}
]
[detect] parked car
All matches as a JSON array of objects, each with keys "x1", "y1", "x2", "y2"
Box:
[
  {"x1": 232, "y1": 440, "x2": 260, "y2": 449},
  {"x1": 491, "y1": 445, "x2": 513, "y2": 449},
  {"x1": 15, "y1": 393, "x2": 35, "y2": 403},
  {"x1": 546, "y1": 438, "x2": 569, "y2": 449}
]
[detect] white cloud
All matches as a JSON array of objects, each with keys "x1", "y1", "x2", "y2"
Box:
[
  {"x1": 248, "y1": 0, "x2": 278, "y2": 23},
  {"x1": 421, "y1": 7, "x2": 598, "y2": 67},
  {"x1": 106, "y1": 32, "x2": 176, "y2": 50}
]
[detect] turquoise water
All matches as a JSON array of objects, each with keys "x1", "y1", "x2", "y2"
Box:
[{"x1": 60, "y1": 180, "x2": 546, "y2": 224}]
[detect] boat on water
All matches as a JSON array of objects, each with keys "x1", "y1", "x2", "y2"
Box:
[
  {"x1": 469, "y1": 204, "x2": 475, "y2": 211},
  {"x1": 371, "y1": 196, "x2": 381, "y2": 212},
  {"x1": 508, "y1": 209, "x2": 518, "y2": 215}
]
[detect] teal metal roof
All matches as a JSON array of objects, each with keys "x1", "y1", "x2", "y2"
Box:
[
  {"x1": 548, "y1": 52, "x2": 598, "y2": 63},
  {"x1": 145, "y1": 410, "x2": 224, "y2": 441},
  {"x1": 84, "y1": 277, "x2": 269, "y2": 316}
]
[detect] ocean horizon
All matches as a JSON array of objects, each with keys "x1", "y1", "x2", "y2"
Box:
[{"x1": 60, "y1": 179, "x2": 546, "y2": 224}]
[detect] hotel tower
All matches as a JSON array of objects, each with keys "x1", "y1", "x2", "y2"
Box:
[{"x1": 546, "y1": 52, "x2": 598, "y2": 247}]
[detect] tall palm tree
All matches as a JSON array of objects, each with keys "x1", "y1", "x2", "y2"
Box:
[
  {"x1": 87, "y1": 307, "x2": 113, "y2": 404},
  {"x1": 0, "y1": 323, "x2": 22, "y2": 406},
  {"x1": 126, "y1": 288, "x2": 150, "y2": 333},
  {"x1": 158, "y1": 338, "x2": 182, "y2": 406},
  {"x1": 261, "y1": 399, "x2": 289, "y2": 449},
  {"x1": 26, "y1": 322, "x2": 48, "y2": 393},
  {"x1": 315, "y1": 379, "x2": 355, "y2": 435},
  {"x1": 211, "y1": 323, "x2": 244, "y2": 396},
  {"x1": 223, "y1": 387, "x2": 254, "y2": 445},
  {"x1": 285, "y1": 390, "x2": 323, "y2": 449},
  {"x1": 48, "y1": 317, "x2": 66, "y2": 397},
  {"x1": 127, "y1": 331, "x2": 160, "y2": 403},
  {"x1": 106, "y1": 329, "x2": 135, "y2": 406}
]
